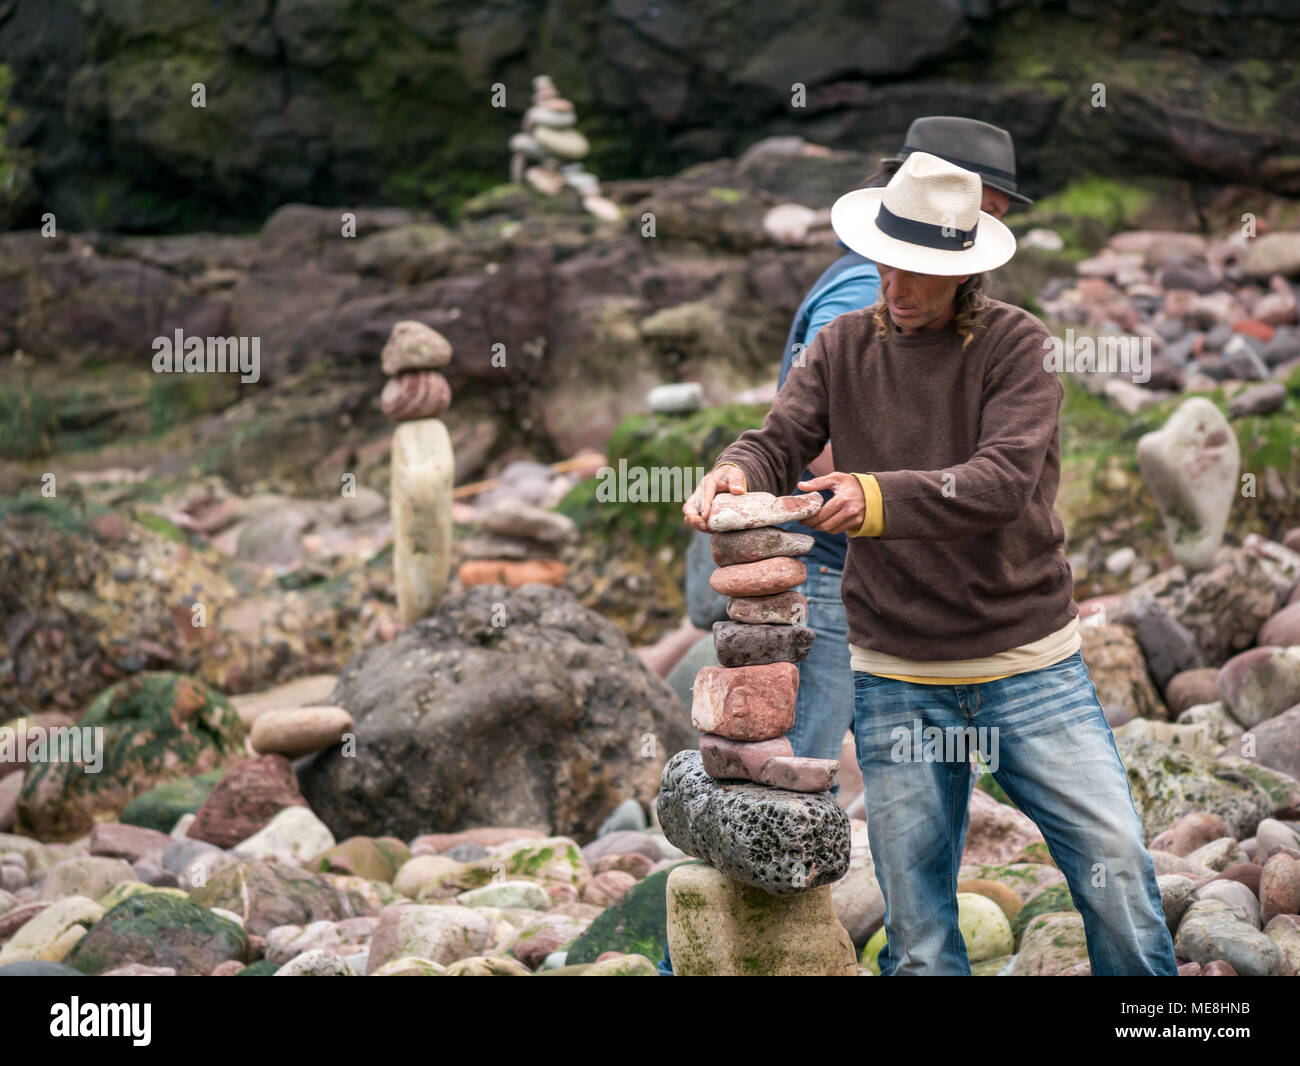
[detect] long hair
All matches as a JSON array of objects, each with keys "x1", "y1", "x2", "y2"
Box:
[{"x1": 871, "y1": 273, "x2": 989, "y2": 349}]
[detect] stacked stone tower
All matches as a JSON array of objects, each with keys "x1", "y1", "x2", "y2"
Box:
[
  {"x1": 657, "y1": 491, "x2": 856, "y2": 975},
  {"x1": 381, "y1": 321, "x2": 455, "y2": 625}
]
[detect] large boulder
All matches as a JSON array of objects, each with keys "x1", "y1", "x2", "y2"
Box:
[
  {"x1": 1116, "y1": 736, "x2": 1277, "y2": 843},
  {"x1": 656, "y1": 749, "x2": 850, "y2": 895},
  {"x1": 16, "y1": 673, "x2": 245, "y2": 841},
  {"x1": 299, "y1": 586, "x2": 691, "y2": 841}
]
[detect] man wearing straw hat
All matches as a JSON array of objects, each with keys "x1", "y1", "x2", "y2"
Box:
[{"x1": 683, "y1": 152, "x2": 1177, "y2": 976}]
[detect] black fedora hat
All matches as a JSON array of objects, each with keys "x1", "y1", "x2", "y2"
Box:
[{"x1": 881, "y1": 116, "x2": 1032, "y2": 205}]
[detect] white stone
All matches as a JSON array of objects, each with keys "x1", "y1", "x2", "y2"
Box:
[
  {"x1": 391, "y1": 419, "x2": 454, "y2": 625},
  {"x1": 647, "y1": 382, "x2": 704, "y2": 414},
  {"x1": 232, "y1": 806, "x2": 335, "y2": 865},
  {"x1": 1137, "y1": 398, "x2": 1240, "y2": 572}
]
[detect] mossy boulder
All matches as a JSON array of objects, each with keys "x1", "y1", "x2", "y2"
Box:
[
  {"x1": 959, "y1": 862, "x2": 1065, "y2": 902},
  {"x1": 566, "y1": 862, "x2": 687, "y2": 964},
  {"x1": 64, "y1": 894, "x2": 249, "y2": 976},
  {"x1": 234, "y1": 959, "x2": 278, "y2": 976},
  {"x1": 1010, "y1": 913, "x2": 1089, "y2": 976},
  {"x1": 189, "y1": 860, "x2": 373, "y2": 936},
  {"x1": 119, "y1": 767, "x2": 226, "y2": 833},
  {"x1": 16, "y1": 673, "x2": 244, "y2": 841},
  {"x1": 96, "y1": 882, "x2": 189, "y2": 912},
  {"x1": 1011, "y1": 882, "x2": 1080, "y2": 945},
  {"x1": 417, "y1": 838, "x2": 590, "y2": 900}
]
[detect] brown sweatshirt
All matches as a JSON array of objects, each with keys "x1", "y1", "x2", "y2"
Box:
[{"x1": 714, "y1": 298, "x2": 1077, "y2": 661}]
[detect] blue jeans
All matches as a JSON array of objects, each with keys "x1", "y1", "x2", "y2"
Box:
[
  {"x1": 855, "y1": 650, "x2": 1177, "y2": 976},
  {"x1": 785, "y1": 567, "x2": 855, "y2": 779}
]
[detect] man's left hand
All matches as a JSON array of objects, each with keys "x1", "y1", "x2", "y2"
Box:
[{"x1": 798, "y1": 473, "x2": 866, "y2": 535}]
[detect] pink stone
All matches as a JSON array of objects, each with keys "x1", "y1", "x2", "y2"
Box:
[
  {"x1": 706, "y1": 492, "x2": 822, "y2": 532},
  {"x1": 699, "y1": 734, "x2": 794, "y2": 781},
  {"x1": 89, "y1": 823, "x2": 173, "y2": 866},
  {"x1": 1164, "y1": 668, "x2": 1222, "y2": 716},
  {"x1": 708, "y1": 556, "x2": 806, "y2": 597},
  {"x1": 1259, "y1": 602, "x2": 1300, "y2": 648},
  {"x1": 1199, "y1": 960, "x2": 1239, "y2": 976},
  {"x1": 381, "y1": 370, "x2": 452, "y2": 421},
  {"x1": 725, "y1": 590, "x2": 808, "y2": 625},
  {"x1": 1261, "y1": 853, "x2": 1300, "y2": 923},
  {"x1": 691, "y1": 663, "x2": 798, "y2": 741},
  {"x1": 755, "y1": 755, "x2": 839, "y2": 793},
  {"x1": 1149, "y1": 812, "x2": 1231, "y2": 857}
]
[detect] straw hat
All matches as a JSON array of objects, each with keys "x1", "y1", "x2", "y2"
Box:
[{"x1": 830, "y1": 151, "x2": 1017, "y2": 276}]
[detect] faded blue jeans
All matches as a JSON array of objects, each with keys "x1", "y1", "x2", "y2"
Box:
[
  {"x1": 856, "y1": 650, "x2": 1177, "y2": 976},
  {"x1": 785, "y1": 566, "x2": 855, "y2": 780}
]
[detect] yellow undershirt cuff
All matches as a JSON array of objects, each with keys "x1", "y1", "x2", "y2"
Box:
[
  {"x1": 711, "y1": 462, "x2": 747, "y2": 491},
  {"x1": 869, "y1": 672, "x2": 1014, "y2": 685},
  {"x1": 850, "y1": 473, "x2": 884, "y2": 537}
]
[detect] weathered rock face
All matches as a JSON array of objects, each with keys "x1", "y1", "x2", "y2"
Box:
[
  {"x1": 6, "y1": 1, "x2": 1299, "y2": 233},
  {"x1": 187, "y1": 754, "x2": 308, "y2": 849},
  {"x1": 16, "y1": 673, "x2": 245, "y2": 842},
  {"x1": 1079, "y1": 623, "x2": 1167, "y2": 721},
  {"x1": 656, "y1": 749, "x2": 850, "y2": 895},
  {"x1": 298, "y1": 585, "x2": 692, "y2": 841},
  {"x1": 1136, "y1": 398, "x2": 1240, "y2": 572},
  {"x1": 1117, "y1": 736, "x2": 1277, "y2": 843}
]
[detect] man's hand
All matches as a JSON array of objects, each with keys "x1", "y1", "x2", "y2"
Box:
[
  {"x1": 683, "y1": 465, "x2": 747, "y2": 532},
  {"x1": 798, "y1": 473, "x2": 866, "y2": 535}
]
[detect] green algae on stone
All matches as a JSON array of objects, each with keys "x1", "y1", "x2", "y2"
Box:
[
  {"x1": 566, "y1": 862, "x2": 690, "y2": 964},
  {"x1": 1011, "y1": 882, "x2": 1080, "y2": 945},
  {"x1": 190, "y1": 860, "x2": 373, "y2": 936},
  {"x1": 64, "y1": 894, "x2": 249, "y2": 976},
  {"x1": 17, "y1": 673, "x2": 244, "y2": 840},
  {"x1": 119, "y1": 766, "x2": 227, "y2": 833},
  {"x1": 234, "y1": 959, "x2": 278, "y2": 976}
]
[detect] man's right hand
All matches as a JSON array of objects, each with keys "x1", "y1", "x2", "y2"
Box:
[{"x1": 683, "y1": 465, "x2": 747, "y2": 532}]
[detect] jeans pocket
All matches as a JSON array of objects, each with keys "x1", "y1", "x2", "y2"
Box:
[{"x1": 853, "y1": 671, "x2": 889, "y2": 690}]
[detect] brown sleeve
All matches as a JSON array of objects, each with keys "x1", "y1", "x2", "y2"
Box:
[{"x1": 713, "y1": 324, "x2": 834, "y2": 497}]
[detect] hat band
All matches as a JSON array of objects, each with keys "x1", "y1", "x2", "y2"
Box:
[
  {"x1": 876, "y1": 202, "x2": 978, "y2": 251},
  {"x1": 897, "y1": 145, "x2": 1017, "y2": 186}
]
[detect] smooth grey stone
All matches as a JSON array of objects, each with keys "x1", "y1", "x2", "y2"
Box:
[
  {"x1": 1157, "y1": 874, "x2": 1197, "y2": 932},
  {"x1": 597, "y1": 798, "x2": 647, "y2": 837},
  {"x1": 1130, "y1": 596, "x2": 1204, "y2": 690},
  {"x1": 647, "y1": 382, "x2": 703, "y2": 414},
  {"x1": 656, "y1": 749, "x2": 850, "y2": 895},
  {"x1": 441, "y1": 842, "x2": 490, "y2": 863},
  {"x1": 1174, "y1": 899, "x2": 1280, "y2": 976},
  {"x1": 0, "y1": 960, "x2": 84, "y2": 976},
  {"x1": 1222, "y1": 335, "x2": 1269, "y2": 380},
  {"x1": 161, "y1": 838, "x2": 223, "y2": 875},
  {"x1": 686, "y1": 530, "x2": 728, "y2": 629}
]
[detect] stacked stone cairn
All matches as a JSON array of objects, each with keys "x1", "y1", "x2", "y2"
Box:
[
  {"x1": 457, "y1": 498, "x2": 574, "y2": 589},
  {"x1": 381, "y1": 321, "x2": 455, "y2": 625},
  {"x1": 508, "y1": 75, "x2": 619, "y2": 222},
  {"x1": 656, "y1": 491, "x2": 856, "y2": 975}
]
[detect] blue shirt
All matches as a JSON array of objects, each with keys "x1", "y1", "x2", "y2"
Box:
[{"x1": 774, "y1": 247, "x2": 881, "y2": 570}]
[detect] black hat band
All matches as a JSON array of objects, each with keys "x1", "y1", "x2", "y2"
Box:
[
  {"x1": 875, "y1": 202, "x2": 978, "y2": 251},
  {"x1": 897, "y1": 145, "x2": 1017, "y2": 187}
]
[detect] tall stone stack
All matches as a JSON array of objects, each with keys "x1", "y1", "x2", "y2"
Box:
[
  {"x1": 382, "y1": 321, "x2": 455, "y2": 625},
  {"x1": 657, "y1": 491, "x2": 856, "y2": 976},
  {"x1": 508, "y1": 75, "x2": 619, "y2": 222}
]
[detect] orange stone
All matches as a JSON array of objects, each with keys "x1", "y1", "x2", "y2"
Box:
[{"x1": 458, "y1": 559, "x2": 567, "y2": 588}]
